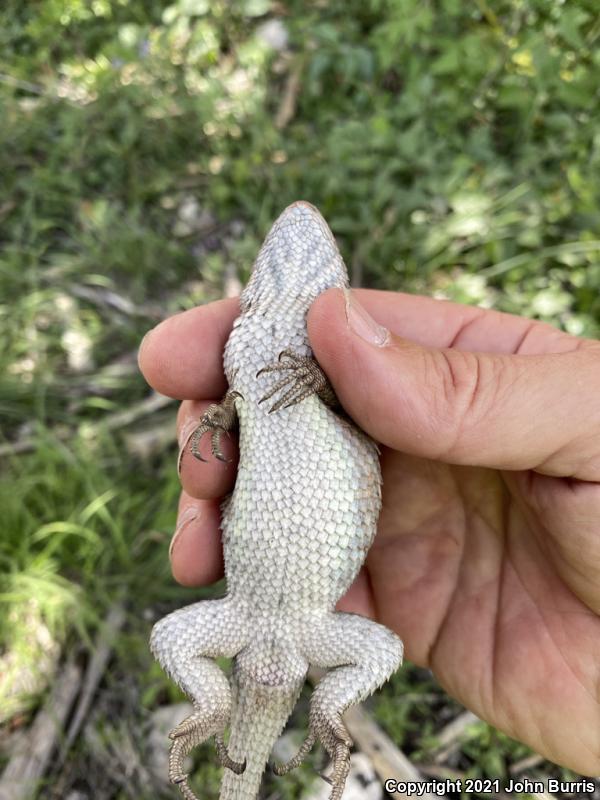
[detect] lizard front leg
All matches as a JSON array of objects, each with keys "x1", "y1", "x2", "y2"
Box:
[
  {"x1": 257, "y1": 349, "x2": 337, "y2": 413},
  {"x1": 150, "y1": 598, "x2": 249, "y2": 799},
  {"x1": 272, "y1": 613, "x2": 403, "y2": 800}
]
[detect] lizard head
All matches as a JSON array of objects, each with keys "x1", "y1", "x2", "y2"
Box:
[{"x1": 240, "y1": 202, "x2": 349, "y2": 316}]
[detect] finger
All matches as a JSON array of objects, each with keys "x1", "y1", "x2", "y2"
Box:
[
  {"x1": 138, "y1": 297, "x2": 239, "y2": 399},
  {"x1": 308, "y1": 289, "x2": 600, "y2": 480},
  {"x1": 177, "y1": 401, "x2": 238, "y2": 499},
  {"x1": 336, "y1": 567, "x2": 376, "y2": 618},
  {"x1": 170, "y1": 492, "x2": 224, "y2": 587},
  {"x1": 352, "y1": 289, "x2": 579, "y2": 356}
]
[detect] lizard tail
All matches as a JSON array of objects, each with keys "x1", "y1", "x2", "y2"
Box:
[{"x1": 219, "y1": 666, "x2": 304, "y2": 800}]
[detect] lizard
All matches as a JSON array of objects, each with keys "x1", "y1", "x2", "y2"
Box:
[{"x1": 150, "y1": 201, "x2": 404, "y2": 800}]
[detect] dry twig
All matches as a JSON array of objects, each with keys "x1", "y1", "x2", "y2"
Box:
[
  {"x1": 509, "y1": 753, "x2": 545, "y2": 775},
  {"x1": 275, "y1": 60, "x2": 303, "y2": 130},
  {"x1": 430, "y1": 710, "x2": 479, "y2": 763},
  {"x1": 0, "y1": 661, "x2": 82, "y2": 800},
  {"x1": 343, "y1": 704, "x2": 445, "y2": 800},
  {"x1": 0, "y1": 392, "x2": 174, "y2": 458},
  {"x1": 61, "y1": 604, "x2": 127, "y2": 758}
]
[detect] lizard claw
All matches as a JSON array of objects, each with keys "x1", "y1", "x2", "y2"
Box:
[
  {"x1": 256, "y1": 351, "x2": 337, "y2": 413},
  {"x1": 188, "y1": 423, "x2": 210, "y2": 463},
  {"x1": 183, "y1": 391, "x2": 240, "y2": 467},
  {"x1": 255, "y1": 350, "x2": 296, "y2": 378},
  {"x1": 169, "y1": 771, "x2": 201, "y2": 800}
]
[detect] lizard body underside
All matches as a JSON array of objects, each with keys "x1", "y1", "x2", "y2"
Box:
[{"x1": 151, "y1": 202, "x2": 403, "y2": 800}]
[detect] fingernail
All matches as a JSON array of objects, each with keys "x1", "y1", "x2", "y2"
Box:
[
  {"x1": 169, "y1": 506, "x2": 199, "y2": 559},
  {"x1": 343, "y1": 289, "x2": 390, "y2": 347}
]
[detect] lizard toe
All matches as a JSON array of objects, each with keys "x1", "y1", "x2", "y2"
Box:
[
  {"x1": 257, "y1": 350, "x2": 338, "y2": 412},
  {"x1": 188, "y1": 390, "x2": 240, "y2": 463},
  {"x1": 270, "y1": 732, "x2": 316, "y2": 775},
  {"x1": 216, "y1": 733, "x2": 246, "y2": 774}
]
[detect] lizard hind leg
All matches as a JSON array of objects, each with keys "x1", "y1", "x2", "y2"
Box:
[
  {"x1": 150, "y1": 598, "x2": 250, "y2": 800},
  {"x1": 256, "y1": 349, "x2": 337, "y2": 413},
  {"x1": 272, "y1": 612, "x2": 403, "y2": 800},
  {"x1": 185, "y1": 389, "x2": 241, "y2": 466}
]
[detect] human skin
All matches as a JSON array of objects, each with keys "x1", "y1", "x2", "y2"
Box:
[{"x1": 139, "y1": 288, "x2": 600, "y2": 775}]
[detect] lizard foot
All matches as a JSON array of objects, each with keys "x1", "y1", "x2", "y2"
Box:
[
  {"x1": 256, "y1": 349, "x2": 337, "y2": 413},
  {"x1": 271, "y1": 715, "x2": 351, "y2": 800},
  {"x1": 281, "y1": 613, "x2": 402, "y2": 798},
  {"x1": 169, "y1": 713, "x2": 246, "y2": 799},
  {"x1": 315, "y1": 715, "x2": 352, "y2": 800},
  {"x1": 181, "y1": 390, "x2": 241, "y2": 469}
]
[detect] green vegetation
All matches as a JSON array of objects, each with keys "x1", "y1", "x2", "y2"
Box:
[{"x1": 1, "y1": 0, "x2": 599, "y2": 796}]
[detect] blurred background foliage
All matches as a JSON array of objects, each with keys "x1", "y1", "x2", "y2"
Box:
[{"x1": 1, "y1": 0, "x2": 599, "y2": 797}]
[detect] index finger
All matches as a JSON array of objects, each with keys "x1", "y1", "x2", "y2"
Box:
[{"x1": 138, "y1": 297, "x2": 239, "y2": 399}]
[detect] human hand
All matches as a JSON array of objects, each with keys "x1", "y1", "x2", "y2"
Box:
[{"x1": 138, "y1": 288, "x2": 600, "y2": 775}]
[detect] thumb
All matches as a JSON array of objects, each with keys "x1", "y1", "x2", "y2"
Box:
[{"x1": 307, "y1": 288, "x2": 600, "y2": 480}]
